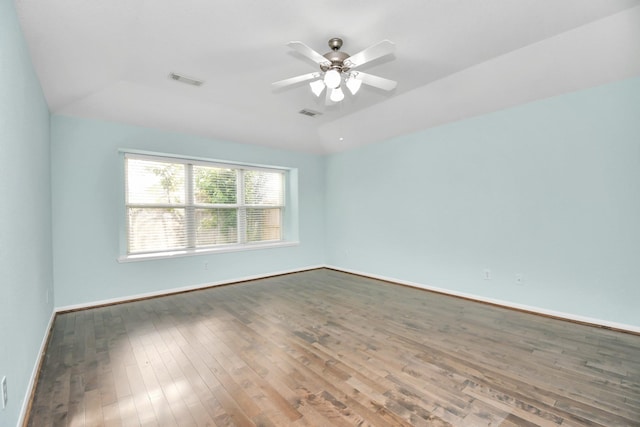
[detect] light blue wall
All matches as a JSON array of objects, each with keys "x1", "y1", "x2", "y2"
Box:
[
  {"x1": 3, "y1": 4, "x2": 639, "y2": 419},
  {"x1": 0, "y1": 0, "x2": 54, "y2": 425},
  {"x1": 326, "y1": 77, "x2": 640, "y2": 327},
  {"x1": 51, "y1": 116, "x2": 325, "y2": 307}
]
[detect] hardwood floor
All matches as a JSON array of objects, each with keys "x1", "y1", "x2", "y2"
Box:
[{"x1": 27, "y1": 269, "x2": 640, "y2": 426}]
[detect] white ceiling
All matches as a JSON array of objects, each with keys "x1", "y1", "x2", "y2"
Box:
[{"x1": 15, "y1": 0, "x2": 640, "y2": 154}]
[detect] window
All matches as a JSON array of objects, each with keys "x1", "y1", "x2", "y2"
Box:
[{"x1": 124, "y1": 153, "x2": 286, "y2": 258}]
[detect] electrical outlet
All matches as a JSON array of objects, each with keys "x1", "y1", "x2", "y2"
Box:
[
  {"x1": 1, "y1": 376, "x2": 7, "y2": 409},
  {"x1": 204, "y1": 262, "x2": 209, "y2": 270},
  {"x1": 516, "y1": 274, "x2": 524, "y2": 285},
  {"x1": 484, "y1": 268, "x2": 491, "y2": 280}
]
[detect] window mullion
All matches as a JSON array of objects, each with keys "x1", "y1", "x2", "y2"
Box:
[
  {"x1": 237, "y1": 169, "x2": 246, "y2": 244},
  {"x1": 186, "y1": 163, "x2": 195, "y2": 249}
]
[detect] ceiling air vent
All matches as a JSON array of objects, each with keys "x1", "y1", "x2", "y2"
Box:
[
  {"x1": 299, "y1": 109, "x2": 321, "y2": 117},
  {"x1": 169, "y1": 72, "x2": 204, "y2": 86}
]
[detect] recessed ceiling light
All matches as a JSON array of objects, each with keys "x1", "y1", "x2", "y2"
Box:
[
  {"x1": 339, "y1": 137, "x2": 344, "y2": 141},
  {"x1": 169, "y1": 72, "x2": 204, "y2": 86}
]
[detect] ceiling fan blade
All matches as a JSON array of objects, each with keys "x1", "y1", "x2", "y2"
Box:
[
  {"x1": 272, "y1": 72, "x2": 320, "y2": 88},
  {"x1": 344, "y1": 40, "x2": 395, "y2": 69},
  {"x1": 287, "y1": 41, "x2": 331, "y2": 66},
  {"x1": 354, "y1": 71, "x2": 397, "y2": 91}
]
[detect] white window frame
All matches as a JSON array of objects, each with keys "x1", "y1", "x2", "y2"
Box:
[{"x1": 118, "y1": 150, "x2": 298, "y2": 262}]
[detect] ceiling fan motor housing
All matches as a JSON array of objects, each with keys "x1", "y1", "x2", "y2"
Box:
[{"x1": 321, "y1": 38, "x2": 350, "y2": 73}]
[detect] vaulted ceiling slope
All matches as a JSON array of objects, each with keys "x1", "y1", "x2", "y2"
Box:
[{"x1": 15, "y1": 0, "x2": 640, "y2": 154}]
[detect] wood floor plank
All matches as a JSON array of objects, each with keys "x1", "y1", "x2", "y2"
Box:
[{"x1": 27, "y1": 269, "x2": 640, "y2": 426}]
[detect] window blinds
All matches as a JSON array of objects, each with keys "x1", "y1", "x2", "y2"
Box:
[{"x1": 125, "y1": 154, "x2": 284, "y2": 255}]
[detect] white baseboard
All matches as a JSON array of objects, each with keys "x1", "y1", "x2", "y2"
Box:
[
  {"x1": 325, "y1": 265, "x2": 640, "y2": 335},
  {"x1": 55, "y1": 265, "x2": 324, "y2": 313},
  {"x1": 18, "y1": 309, "x2": 56, "y2": 427}
]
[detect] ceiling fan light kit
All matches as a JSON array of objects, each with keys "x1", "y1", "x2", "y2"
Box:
[
  {"x1": 330, "y1": 87, "x2": 345, "y2": 102},
  {"x1": 273, "y1": 37, "x2": 397, "y2": 104},
  {"x1": 323, "y1": 68, "x2": 342, "y2": 89},
  {"x1": 346, "y1": 74, "x2": 362, "y2": 95},
  {"x1": 309, "y1": 79, "x2": 326, "y2": 97}
]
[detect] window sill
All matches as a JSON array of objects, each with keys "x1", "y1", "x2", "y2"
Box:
[{"x1": 117, "y1": 240, "x2": 300, "y2": 263}]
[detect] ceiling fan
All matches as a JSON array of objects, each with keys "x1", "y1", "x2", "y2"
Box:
[{"x1": 273, "y1": 37, "x2": 397, "y2": 104}]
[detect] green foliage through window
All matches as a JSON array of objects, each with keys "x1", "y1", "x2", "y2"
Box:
[{"x1": 125, "y1": 154, "x2": 285, "y2": 255}]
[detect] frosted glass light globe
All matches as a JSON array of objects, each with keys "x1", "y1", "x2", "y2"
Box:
[
  {"x1": 346, "y1": 76, "x2": 362, "y2": 95},
  {"x1": 323, "y1": 69, "x2": 341, "y2": 89},
  {"x1": 309, "y1": 79, "x2": 325, "y2": 97},
  {"x1": 330, "y1": 87, "x2": 345, "y2": 102}
]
